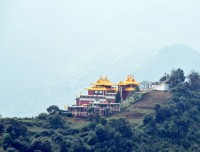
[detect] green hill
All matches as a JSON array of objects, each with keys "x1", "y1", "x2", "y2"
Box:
[{"x1": 1, "y1": 69, "x2": 200, "y2": 151}]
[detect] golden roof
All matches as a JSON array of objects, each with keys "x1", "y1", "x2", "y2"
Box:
[
  {"x1": 118, "y1": 75, "x2": 139, "y2": 86},
  {"x1": 118, "y1": 81, "x2": 127, "y2": 86},
  {"x1": 85, "y1": 87, "x2": 107, "y2": 91},
  {"x1": 85, "y1": 86, "x2": 118, "y2": 91},
  {"x1": 91, "y1": 76, "x2": 116, "y2": 86},
  {"x1": 125, "y1": 75, "x2": 139, "y2": 85},
  {"x1": 124, "y1": 87, "x2": 136, "y2": 91}
]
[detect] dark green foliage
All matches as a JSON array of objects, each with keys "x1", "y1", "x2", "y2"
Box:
[
  {"x1": 115, "y1": 91, "x2": 121, "y2": 103},
  {"x1": 29, "y1": 138, "x2": 43, "y2": 152},
  {"x1": 71, "y1": 139, "x2": 90, "y2": 152},
  {"x1": 143, "y1": 114, "x2": 153, "y2": 125},
  {"x1": 99, "y1": 117, "x2": 107, "y2": 125},
  {"x1": 48, "y1": 114, "x2": 64, "y2": 129},
  {"x1": 88, "y1": 109, "x2": 100, "y2": 122},
  {"x1": 188, "y1": 71, "x2": 200, "y2": 91},
  {"x1": 159, "y1": 73, "x2": 169, "y2": 82},
  {"x1": 60, "y1": 141, "x2": 68, "y2": 152},
  {"x1": 5, "y1": 147, "x2": 19, "y2": 152},
  {"x1": 0, "y1": 120, "x2": 4, "y2": 134},
  {"x1": 135, "y1": 85, "x2": 140, "y2": 92},
  {"x1": 168, "y1": 68, "x2": 185, "y2": 88},
  {"x1": 13, "y1": 138, "x2": 29, "y2": 152},
  {"x1": 3, "y1": 133, "x2": 13, "y2": 150},
  {"x1": 37, "y1": 113, "x2": 49, "y2": 120},
  {"x1": 42, "y1": 140, "x2": 52, "y2": 152},
  {"x1": 47, "y1": 105, "x2": 60, "y2": 115}
]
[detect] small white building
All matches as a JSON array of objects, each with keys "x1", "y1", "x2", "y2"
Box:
[{"x1": 152, "y1": 83, "x2": 170, "y2": 91}]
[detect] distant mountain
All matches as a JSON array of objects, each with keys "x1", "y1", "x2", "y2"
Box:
[{"x1": 135, "y1": 44, "x2": 200, "y2": 81}]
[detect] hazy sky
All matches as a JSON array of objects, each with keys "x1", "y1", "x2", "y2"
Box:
[
  {"x1": 1, "y1": 0, "x2": 200, "y2": 54},
  {"x1": 1, "y1": 0, "x2": 200, "y2": 82},
  {"x1": 0, "y1": 0, "x2": 200, "y2": 117}
]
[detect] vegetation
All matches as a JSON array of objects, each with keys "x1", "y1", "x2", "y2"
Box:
[{"x1": 1, "y1": 68, "x2": 200, "y2": 151}]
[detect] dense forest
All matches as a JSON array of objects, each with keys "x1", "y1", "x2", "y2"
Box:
[{"x1": 1, "y1": 69, "x2": 200, "y2": 152}]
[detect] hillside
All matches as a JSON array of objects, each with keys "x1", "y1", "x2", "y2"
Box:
[
  {"x1": 1, "y1": 83, "x2": 200, "y2": 151},
  {"x1": 1, "y1": 66, "x2": 200, "y2": 151},
  {"x1": 112, "y1": 91, "x2": 172, "y2": 123}
]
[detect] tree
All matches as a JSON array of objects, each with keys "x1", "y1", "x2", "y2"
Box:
[
  {"x1": 143, "y1": 114, "x2": 153, "y2": 125},
  {"x1": 13, "y1": 138, "x2": 29, "y2": 152},
  {"x1": 100, "y1": 117, "x2": 107, "y2": 125},
  {"x1": 155, "y1": 104, "x2": 171, "y2": 123},
  {"x1": 188, "y1": 71, "x2": 200, "y2": 91},
  {"x1": 14, "y1": 124, "x2": 27, "y2": 137},
  {"x1": 3, "y1": 133, "x2": 13, "y2": 150},
  {"x1": 168, "y1": 68, "x2": 185, "y2": 88},
  {"x1": 48, "y1": 114, "x2": 64, "y2": 129},
  {"x1": 47, "y1": 105, "x2": 60, "y2": 114},
  {"x1": 115, "y1": 91, "x2": 121, "y2": 103},
  {"x1": 0, "y1": 121, "x2": 4, "y2": 134},
  {"x1": 95, "y1": 124, "x2": 107, "y2": 142},
  {"x1": 160, "y1": 73, "x2": 169, "y2": 82},
  {"x1": 71, "y1": 139, "x2": 90, "y2": 152},
  {"x1": 5, "y1": 125, "x2": 16, "y2": 139},
  {"x1": 60, "y1": 141, "x2": 68, "y2": 152},
  {"x1": 29, "y1": 138, "x2": 43, "y2": 152},
  {"x1": 42, "y1": 140, "x2": 52, "y2": 152},
  {"x1": 37, "y1": 113, "x2": 49, "y2": 120},
  {"x1": 5, "y1": 147, "x2": 19, "y2": 152}
]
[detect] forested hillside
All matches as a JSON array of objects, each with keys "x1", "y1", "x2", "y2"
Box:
[{"x1": 1, "y1": 69, "x2": 200, "y2": 152}]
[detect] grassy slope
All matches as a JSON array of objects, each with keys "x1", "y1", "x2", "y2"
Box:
[{"x1": 112, "y1": 91, "x2": 172, "y2": 124}]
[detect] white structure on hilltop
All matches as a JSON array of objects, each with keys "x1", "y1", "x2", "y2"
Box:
[
  {"x1": 152, "y1": 83, "x2": 170, "y2": 91},
  {"x1": 140, "y1": 81, "x2": 170, "y2": 91}
]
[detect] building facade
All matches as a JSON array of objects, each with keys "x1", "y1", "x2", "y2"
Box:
[
  {"x1": 68, "y1": 75, "x2": 139, "y2": 117},
  {"x1": 118, "y1": 75, "x2": 139, "y2": 100},
  {"x1": 76, "y1": 76, "x2": 117, "y2": 106}
]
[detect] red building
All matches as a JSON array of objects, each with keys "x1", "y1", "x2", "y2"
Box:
[
  {"x1": 76, "y1": 76, "x2": 117, "y2": 106},
  {"x1": 67, "y1": 75, "x2": 139, "y2": 117}
]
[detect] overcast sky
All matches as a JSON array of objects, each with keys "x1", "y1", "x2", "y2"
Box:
[
  {"x1": 1, "y1": 0, "x2": 200, "y2": 82},
  {"x1": 1, "y1": 0, "x2": 200, "y2": 54},
  {"x1": 0, "y1": 0, "x2": 200, "y2": 117}
]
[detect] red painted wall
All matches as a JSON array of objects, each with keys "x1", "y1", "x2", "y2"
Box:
[
  {"x1": 88, "y1": 91, "x2": 94, "y2": 95},
  {"x1": 77, "y1": 100, "x2": 92, "y2": 106}
]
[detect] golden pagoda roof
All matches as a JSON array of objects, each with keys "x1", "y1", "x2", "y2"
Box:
[
  {"x1": 91, "y1": 76, "x2": 116, "y2": 86},
  {"x1": 124, "y1": 87, "x2": 136, "y2": 91},
  {"x1": 85, "y1": 86, "x2": 107, "y2": 91},
  {"x1": 118, "y1": 81, "x2": 127, "y2": 86},
  {"x1": 118, "y1": 75, "x2": 139, "y2": 86},
  {"x1": 125, "y1": 75, "x2": 139, "y2": 85},
  {"x1": 85, "y1": 86, "x2": 118, "y2": 91}
]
